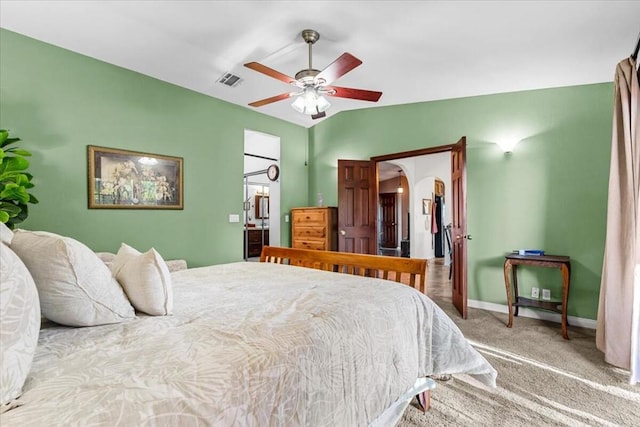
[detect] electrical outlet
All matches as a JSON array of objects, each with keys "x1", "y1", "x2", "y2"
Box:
[
  {"x1": 531, "y1": 287, "x2": 540, "y2": 299},
  {"x1": 542, "y1": 289, "x2": 551, "y2": 301}
]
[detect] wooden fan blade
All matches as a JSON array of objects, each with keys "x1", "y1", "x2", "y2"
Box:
[
  {"x1": 244, "y1": 62, "x2": 301, "y2": 87},
  {"x1": 249, "y1": 92, "x2": 295, "y2": 107},
  {"x1": 316, "y1": 53, "x2": 362, "y2": 85},
  {"x1": 323, "y1": 86, "x2": 383, "y2": 102}
]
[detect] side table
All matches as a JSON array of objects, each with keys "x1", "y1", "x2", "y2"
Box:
[{"x1": 503, "y1": 254, "x2": 571, "y2": 339}]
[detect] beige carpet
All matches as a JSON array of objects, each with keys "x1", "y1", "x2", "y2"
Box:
[{"x1": 398, "y1": 295, "x2": 640, "y2": 426}]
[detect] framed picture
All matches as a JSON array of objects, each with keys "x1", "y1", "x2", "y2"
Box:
[
  {"x1": 88, "y1": 145, "x2": 183, "y2": 209},
  {"x1": 422, "y1": 198, "x2": 431, "y2": 215}
]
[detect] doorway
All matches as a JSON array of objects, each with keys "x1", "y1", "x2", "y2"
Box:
[
  {"x1": 375, "y1": 157, "x2": 451, "y2": 262},
  {"x1": 377, "y1": 165, "x2": 409, "y2": 257},
  {"x1": 243, "y1": 130, "x2": 280, "y2": 260},
  {"x1": 337, "y1": 137, "x2": 468, "y2": 318}
]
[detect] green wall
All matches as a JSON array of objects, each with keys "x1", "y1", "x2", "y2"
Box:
[
  {"x1": 0, "y1": 29, "x2": 309, "y2": 267},
  {"x1": 1, "y1": 29, "x2": 613, "y2": 320},
  {"x1": 309, "y1": 84, "x2": 613, "y2": 320}
]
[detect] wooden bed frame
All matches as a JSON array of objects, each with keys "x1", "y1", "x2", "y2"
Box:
[
  {"x1": 260, "y1": 246, "x2": 428, "y2": 294},
  {"x1": 260, "y1": 246, "x2": 432, "y2": 411}
]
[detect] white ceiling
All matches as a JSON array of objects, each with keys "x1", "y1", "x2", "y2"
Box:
[{"x1": 1, "y1": 1, "x2": 639, "y2": 128}]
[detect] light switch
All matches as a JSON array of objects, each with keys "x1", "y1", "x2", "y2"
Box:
[
  {"x1": 285, "y1": 214, "x2": 289, "y2": 222},
  {"x1": 229, "y1": 214, "x2": 240, "y2": 223}
]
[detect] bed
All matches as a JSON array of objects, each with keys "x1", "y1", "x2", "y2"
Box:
[{"x1": 1, "y1": 238, "x2": 497, "y2": 426}]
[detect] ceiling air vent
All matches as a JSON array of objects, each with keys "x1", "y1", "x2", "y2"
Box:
[{"x1": 217, "y1": 72, "x2": 242, "y2": 87}]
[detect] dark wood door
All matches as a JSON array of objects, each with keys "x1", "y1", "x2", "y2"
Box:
[
  {"x1": 451, "y1": 137, "x2": 468, "y2": 318},
  {"x1": 337, "y1": 160, "x2": 376, "y2": 254},
  {"x1": 380, "y1": 193, "x2": 397, "y2": 248}
]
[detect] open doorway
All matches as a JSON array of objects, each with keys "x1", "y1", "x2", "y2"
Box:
[
  {"x1": 377, "y1": 154, "x2": 452, "y2": 264},
  {"x1": 337, "y1": 137, "x2": 468, "y2": 318},
  {"x1": 377, "y1": 163, "x2": 409, "y2": 257},
  {"x1": 243, "y1": 130, "x2": 280, "y2": 261}
]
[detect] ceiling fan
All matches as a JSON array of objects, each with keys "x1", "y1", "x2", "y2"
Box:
[{"x1": 244, "y1": 29, "x2": 383, "y2": 119}]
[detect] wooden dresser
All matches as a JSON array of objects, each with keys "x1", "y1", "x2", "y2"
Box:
[{"x1": 291, "y1": 207, "x2": 338, "y2": 251}]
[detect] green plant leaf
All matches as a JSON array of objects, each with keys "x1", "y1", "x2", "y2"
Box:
[
  {"x1": 9, "y1": 204, "x2": 28, "y2": 226},
  {"x1": 0, "y1": 183, "x2": 30, "y2": 204},
  {"x1": 5, "y1": 148, "x2": 32, "y2": 157},
  {"x1": 0, "y1": 156, "x2": 29, "y2": 173},
  {"x1": 0, "y1": 202, "x2": 21, "y2": 215},
  {"x1": 15, "y1": 173, "x2": 30, "y2": 186},
  {"x1": 0, "y1": 137, "x2": 21, "y2": 149},
  {"x1": 0, "y1": 130, "x2": 36, "y2": 227},
  {"x1": 0, "y1": 170, "x2": 23, "y2": 182}
]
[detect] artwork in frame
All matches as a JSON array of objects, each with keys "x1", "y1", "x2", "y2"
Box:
[
  {"x1": 88, "y1": 145, "x2": 183, "y2": 209},
  {"x1": 422, "y1": 198, "x2": 431, "y2": 215}
]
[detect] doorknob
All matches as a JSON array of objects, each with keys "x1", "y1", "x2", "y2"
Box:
[
  {"x1": 340, "y1": 230, "x2": 346, "y2": 236},
  {"x1": 464, "y1": 234, "x2": 472, "y2": 240}
]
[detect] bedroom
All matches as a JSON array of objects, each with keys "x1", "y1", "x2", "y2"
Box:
[{"x1": 1, "y1": 0, "x2": 639, "y2": 425}]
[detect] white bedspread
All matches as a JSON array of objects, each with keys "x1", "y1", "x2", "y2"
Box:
[{"x1": 2, "y1": 262, "x2": 496, "y2": 426}]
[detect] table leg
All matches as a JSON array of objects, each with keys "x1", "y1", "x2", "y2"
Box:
[
  {"x1": 513, "y1": 265, "x2": 519, "y2": 317},
  {"x1": 504, "y1": 259, "x2": 514, "y2": 328},
  {"x1": 560, "y1": 263, "x2": 570, "y2": 340}
]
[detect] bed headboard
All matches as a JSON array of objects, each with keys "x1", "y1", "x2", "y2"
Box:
[{"x1": 260, "y1": 246, "x2": 427, "y2": 294}]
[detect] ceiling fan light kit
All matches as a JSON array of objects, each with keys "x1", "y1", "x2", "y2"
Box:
[
  {"x1": 291, "y1": 88, "x2": 331, "y2": 115},
  {"x1": 244, "y1": 29, "x2": 382, "y2": 119}
]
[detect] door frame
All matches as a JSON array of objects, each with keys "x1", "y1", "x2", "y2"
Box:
[{"x1": 369, "y1": 137, "x2": 467, "y2": 318}]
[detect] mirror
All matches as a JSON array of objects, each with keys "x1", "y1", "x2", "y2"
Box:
[{"x1": 255, "y1": 195, "x2": 269, "y2": 219}]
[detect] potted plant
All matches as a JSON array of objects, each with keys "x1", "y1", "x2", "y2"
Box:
[{"x1": 0, "y1": 129, "x2": 38, "y2": 229}]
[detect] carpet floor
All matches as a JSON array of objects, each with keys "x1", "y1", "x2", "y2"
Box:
[{"x1": 397, "y1": 260, "x2": 640, "y2": 426}]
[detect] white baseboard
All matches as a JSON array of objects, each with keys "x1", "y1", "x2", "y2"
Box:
[{"x1": 468, "y1": 299, "x2": 597, "y2": 330}]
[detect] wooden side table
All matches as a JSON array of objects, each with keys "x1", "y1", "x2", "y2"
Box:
[{"x1": 503, "y1": 254, "x2": 571, "y2": 339}]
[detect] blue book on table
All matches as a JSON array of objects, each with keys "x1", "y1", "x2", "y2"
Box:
[{"x1": 516, "y1": 249, "x2": 545, "y2": 256}]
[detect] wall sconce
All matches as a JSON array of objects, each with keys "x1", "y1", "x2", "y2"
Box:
[
  {"x1": 397, "y1": 170, "x2": 404, "y2": 193},
  {"x1": 496, "y1": 139, "x2": 520, "y2": 153}
]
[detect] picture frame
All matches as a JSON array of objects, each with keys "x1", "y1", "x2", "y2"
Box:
[
  {"x1": 422, "y1": 198, "x2": 431, "y2": 215},
  {"x1": 88, "y1": 145, "x2": 183, "y2": 209}
]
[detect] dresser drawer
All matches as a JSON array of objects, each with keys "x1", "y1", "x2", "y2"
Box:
[
  {"x1": 293, "y1": 226, "x2": 326, "y2": 239},
  {"x1": 247, "y1": 231, "x2": 261, "y2": 243},
  {"x1": 293, "y1": 209, "x2": 326, "y2": 224},
  {"x1": 293, "y1": 239, "x2": 326, "y2": 251}
]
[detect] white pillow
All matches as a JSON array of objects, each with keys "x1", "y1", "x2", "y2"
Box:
[
  {"x1": 0, "y1": 243, "x2": 40, "y2": 407},
  {"x1": 0, "y1": 222, "x2": 13, "y2": 245},
  {"x1": 112, "y1": 243, "x2": 173, "y2": 316},
  {"x1": 10, "y1": 230, "x2": 135, "y2": 327}
]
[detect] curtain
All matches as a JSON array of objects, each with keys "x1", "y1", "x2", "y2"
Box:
[{"x1": 596, "y1": 57, "x2": 640, "y2": 385}]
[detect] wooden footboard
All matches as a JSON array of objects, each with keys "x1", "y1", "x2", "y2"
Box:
[{"x1": 260, "y1": 246, "x2": 427, "y2": 294}]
